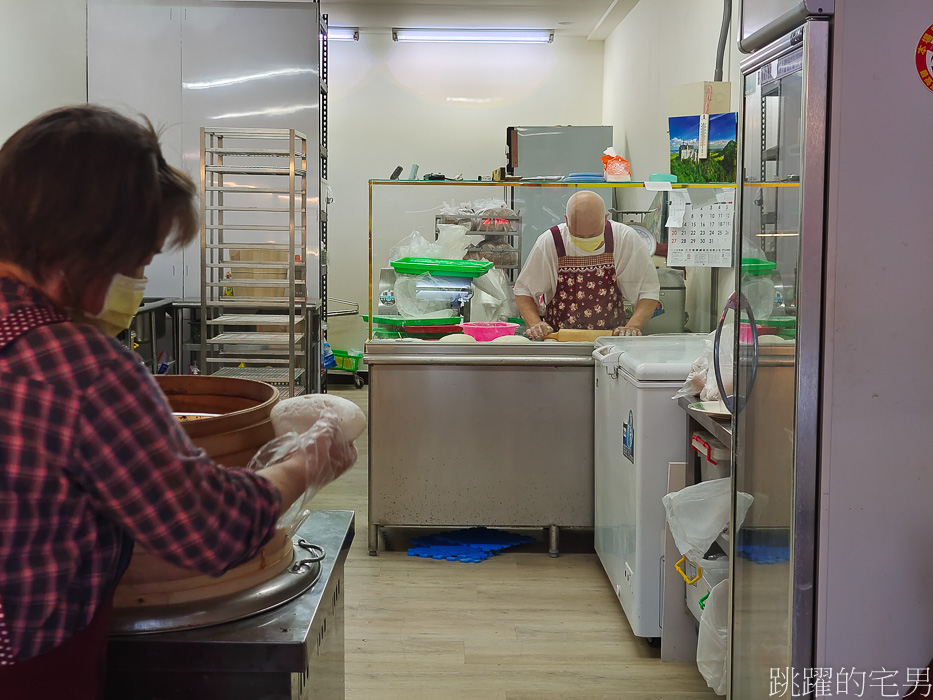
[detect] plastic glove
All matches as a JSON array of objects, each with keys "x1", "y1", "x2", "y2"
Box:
[
  {"x1": 247, "y1": 411, "x2": 358, "y2": 536},
  {"x1": 612, "y1": 325, "x2": 642, "y2": 337},
  {"x1": 525, "y1": 320, "x2": 554, "y2": 340}
]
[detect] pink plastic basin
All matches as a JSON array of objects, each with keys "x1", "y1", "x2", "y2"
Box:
[{"x1": 459, "y1": 321, "x2": 520, "y2": 341}]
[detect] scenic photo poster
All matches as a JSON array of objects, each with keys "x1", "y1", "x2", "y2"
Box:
[{"x1": 668, "y1": 112, "x2": 738, "y2": 183}]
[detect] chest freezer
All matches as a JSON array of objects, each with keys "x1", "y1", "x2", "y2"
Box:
[{"x1": 592, "y1": 334, "x2": 707, "y2": 639}]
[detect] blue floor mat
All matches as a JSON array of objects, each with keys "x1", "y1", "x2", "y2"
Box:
[
  {"x1": 407, "y1": 545, "x2": 491, "y2": 563},
  {"x1": 737, "y1": 544, "x2": 790, "y2": 564},
  {"x1": 408, "y1": 527, "x2": 536, "y2": 562}
]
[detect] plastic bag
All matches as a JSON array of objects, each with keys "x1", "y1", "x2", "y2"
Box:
[
  {"x1": 437, "y1": 199, "x2": 474, "y2": 228},
  {"x1": 696, "y1": 579, "x2": 729, "y2": 695},
  {"x1": 321, "y1": 340, "x2": 336, "y2": 370},
  {"x1": 601, "y1": 147, "x2": 632, "y2": 182},
  {"x1": 470, "y1": 268, "x2": 519, "y2": 322},
  {"x1": 472, "y1": 201, "x2": 517, "y2": 232},
  {"x1": 674, "y1": 331, "x2": 714, "y2": 399},
  {"x1": 386, "y1": 231, "x2": 438, "y2": 264},
  {"x1": 701, "y1": 323, "x2": 734, "y2": 402},
  {"x1": 394, "y1": 272, "x2": 457, "y2": 319},
  {"x1": 662, "y1": 477, "x2": 753, "y2": 563},
  {"x1": 247, "y1": 412, "x2": 358, "y2": 537},
  {"x1": 435, "y1": 223, "x2": 470, "y2": 260},
  {"x1": 673, "y1": 329, "x2": 730, "y2": 401}
]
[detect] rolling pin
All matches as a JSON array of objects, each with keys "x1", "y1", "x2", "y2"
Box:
[{"x1": 543, "y1": 329, "x2": 615, "y2": 342}]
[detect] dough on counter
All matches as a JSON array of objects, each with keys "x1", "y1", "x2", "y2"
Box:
[
  {"x1": 490, "y1": 335, "x2": 531, "y2": 343},
  {"x1": 271, "y1": 394, "x2": 366, "y2": 441},
  {"x1": 437, "y1": 334, "x2": 476, "y2": 342}
]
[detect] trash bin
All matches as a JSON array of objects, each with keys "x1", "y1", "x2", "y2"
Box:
[{"x1": 696, "y1": 578, "x2": 729, "y2": 695}]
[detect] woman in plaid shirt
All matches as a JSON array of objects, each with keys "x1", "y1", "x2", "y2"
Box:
[{"x1": 0, "y1": 106, "x2": 357, "y2": 699}]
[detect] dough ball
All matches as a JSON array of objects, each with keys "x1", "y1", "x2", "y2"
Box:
[
  {"x1": 490, "y1": 335, "x2": 531, "y2": 343},
  {"x1": 271, "y1": 394, "x2": 366, "y2": 441},
  {"x1": 438, "y1": 333, "x2": 476, "y2": 342}
]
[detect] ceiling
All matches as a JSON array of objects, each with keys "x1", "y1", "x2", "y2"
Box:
[{"x1": 319, "y1": 0, "x2": 640, "y2": 41}]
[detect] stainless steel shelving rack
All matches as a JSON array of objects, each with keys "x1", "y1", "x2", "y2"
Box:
[
  {"x1": 199, "y1": 127, "x2": 310, "y2": 397},
  {"x1": 434, "y1": 213, "x2": 523, "y2": 281}
]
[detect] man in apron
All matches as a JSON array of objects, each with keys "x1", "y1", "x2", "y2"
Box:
[{"x1": 514, "y1": 191, "x2": 660, "y2": 340}]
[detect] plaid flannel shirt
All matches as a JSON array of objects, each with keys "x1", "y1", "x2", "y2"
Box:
[{"x1": 0, "y1": 278, "x2": 281, "y2": 663}]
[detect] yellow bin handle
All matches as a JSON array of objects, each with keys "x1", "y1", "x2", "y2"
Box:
[{"x1": 675, "y1": 556, "x2": 702, "y2": 585}]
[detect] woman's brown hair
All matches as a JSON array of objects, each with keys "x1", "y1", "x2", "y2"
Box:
[{"x1": 0, "y1": 105, "x2": 198, "y2": 290}]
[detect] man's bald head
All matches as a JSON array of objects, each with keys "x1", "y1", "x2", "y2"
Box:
[{"x1": 565, "y1": 191, "x2": 607, "y2": 238}]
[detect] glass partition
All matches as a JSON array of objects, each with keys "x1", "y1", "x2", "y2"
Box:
[{"x1": 368, "y1": 180, "x2": 736, "y2": 341}]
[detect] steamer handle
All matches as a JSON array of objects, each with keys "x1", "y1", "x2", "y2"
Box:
[
  {"x1": 290, "y1": 538, "x2": 326, "y2": 573},
  {"x1": 713, "y1": 292, "x2": 759, "y2": 414}
]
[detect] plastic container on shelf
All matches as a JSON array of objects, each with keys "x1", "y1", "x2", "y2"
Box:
[
  {"x1": 741, "y1": 257, "x2": 777, "y2": 275},
  {"x1": 459, "y1": 321, "x2": 519, "y2": 341},
  {"x1": 691, "y1": 431, "x2": 731, "y2": 481}
]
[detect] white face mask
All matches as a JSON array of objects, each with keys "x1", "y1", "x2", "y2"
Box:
[{"x1": 85, "y1": 273, "x2": 148, "y2": 336}]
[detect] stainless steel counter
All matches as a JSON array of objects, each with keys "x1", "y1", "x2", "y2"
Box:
[
  {"x1": 106, "y1": 509, "x2": 354, "y2": 700},
  {"x1": 364, "y1": 339, "x2": 596, "y2": 555}
]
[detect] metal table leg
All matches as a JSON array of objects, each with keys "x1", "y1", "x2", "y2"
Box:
[{"x1": 548, "y1": 524, "x2": 560, "y2": 558}]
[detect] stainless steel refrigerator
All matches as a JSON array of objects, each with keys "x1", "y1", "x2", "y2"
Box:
[
  {"x1": 506, "y1": 126, "x2": 614, "y2": 262},
  {"x1": 722, "y1": 2, "x2": 933, "y2": 697}
]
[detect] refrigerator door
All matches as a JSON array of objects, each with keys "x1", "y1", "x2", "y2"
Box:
[
  {"x1": 730, "y1": 19, "x2": 829, "y2": 697},
  {"x1": 507, "y1": 126, "x2": 613, "y2": 264}
]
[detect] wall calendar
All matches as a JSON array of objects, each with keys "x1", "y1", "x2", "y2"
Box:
[{"x1": 666, "y1": 190, "x2": 734, "y2": 267}]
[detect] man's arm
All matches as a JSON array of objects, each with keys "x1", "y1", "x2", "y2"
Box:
[
  {"x1": 614, "y1": 298, "x2": 658, "y2": 336},
  {"x1": 516, "y1": 294, "x2": 554, "y2": 340},
  {"x1": 515, "y1": 294, "x2": 542, "y2": 327}
]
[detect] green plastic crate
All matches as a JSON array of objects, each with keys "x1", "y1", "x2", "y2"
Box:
[{"x1": 331, "y1": 349, "x2": 363, "y2": 372}]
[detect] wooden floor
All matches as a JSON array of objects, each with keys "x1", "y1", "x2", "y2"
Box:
[{"x1": 312, "y1": 384, "x2": 715, "y2": 700}]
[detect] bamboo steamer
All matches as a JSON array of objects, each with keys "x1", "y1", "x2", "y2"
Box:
[
  {"x1": 156, "y1": 375, "x2": 279, "y2": 467},
  {"x1": 114, "y1": 375, "x2": 287, "y2": 612},
  {"x1": 114, "y1": 529, "x2": 293, "y2": 608}
]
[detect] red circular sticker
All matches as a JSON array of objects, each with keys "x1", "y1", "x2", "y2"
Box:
[{"x1": 917, "y1": 24, "x2": 933, "y2": 93}]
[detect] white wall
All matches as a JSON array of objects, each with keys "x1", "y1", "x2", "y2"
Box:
[
  {"x1": 602, "y1": 0, "x2": 742, "y2": 332},
  {"x1": 602, "y1": 0, "x2": 741, "y2": 178},
  {"x1": 325, "y1": 32, "x2": 604, "y2": 354},
  {"x1": 0, "y1": 0, "x2": 88, "y2": 144}
]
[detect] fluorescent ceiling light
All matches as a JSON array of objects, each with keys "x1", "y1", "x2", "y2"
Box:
[
  {"x1": 391, "y1": 28, "x2": 553, "y2": 44},
  {"x1": 328, "y1": 26, "x2": 359, "y2": 42}
]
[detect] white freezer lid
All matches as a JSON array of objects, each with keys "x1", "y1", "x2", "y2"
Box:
[{"x1": 595, "y1": 334, "x2": 707, "y2": 381}]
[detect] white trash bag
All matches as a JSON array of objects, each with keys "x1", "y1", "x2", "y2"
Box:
[
  {"x1": 696, "y1": 579, "x2": 729, "y2": 695},
  {"x1": 662, "y1": 478, "x2": 753, "y2": 563}
]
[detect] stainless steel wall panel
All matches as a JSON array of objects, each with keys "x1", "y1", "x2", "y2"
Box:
[
  {"x1": 87, "y1": 3, "x2": 185, "y2": 297},
  {"x1": 180, "y1": 4, "x2": 321, "y2": 299}
]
